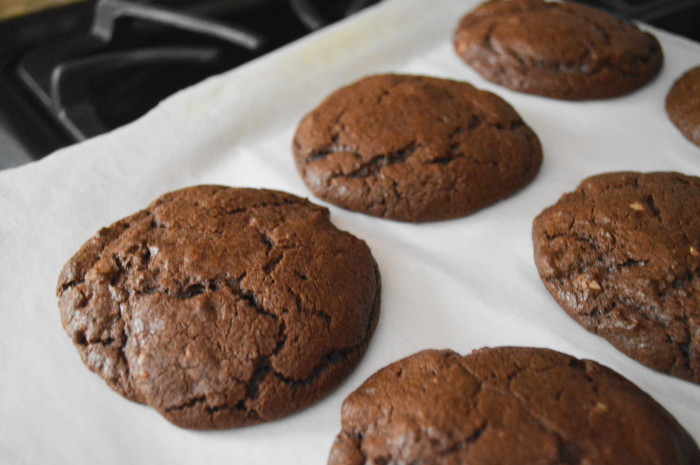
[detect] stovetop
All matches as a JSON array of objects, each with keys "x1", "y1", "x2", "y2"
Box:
[
  {"x1": 0, "y1": 0, "x2": 384, "y2": 169},
  {"x1": 0, "y1": 0, "x2": 699, "y2": 170}
]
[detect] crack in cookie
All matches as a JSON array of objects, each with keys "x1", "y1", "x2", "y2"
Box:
[
  {"x1": 57, "y1": 186, "x2": 381, "y2": 429},
  {"x1": 293, "y1": 74, "x2": 542, "y2": 222},
  {"x1": 328, "y1": 348, "x2": 700, "y2": 465},
  {"x1": 453, "y1": 0, "x2": 663, "y2": 100}
]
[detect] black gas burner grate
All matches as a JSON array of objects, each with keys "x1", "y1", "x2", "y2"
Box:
[
  {"x1": 0, "y1": 0, "x2": 381, "y2": 165},
  {"x1": 19, "y1": 0, "x2": 268, "y2": 142}
]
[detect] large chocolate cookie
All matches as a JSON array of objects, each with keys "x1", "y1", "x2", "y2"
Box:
[
  {"x1": 453, "y1": 0, "x2": 663, "y2": 100},
  {"x1": 533, "y1": 172, "x2": 700, "y2": 383},
  {"x1": 293, "y1": 74, "x2": 542, "y2": 222},
  {"x1": 329, "y1": 347, "x2": 699, "y2": 465},
  {"x1": 57, "y1": 186, "x2": 380, "y2": 429},
  {"x1": 666, "y1": 66, "x2": 700, "y2": 147}
]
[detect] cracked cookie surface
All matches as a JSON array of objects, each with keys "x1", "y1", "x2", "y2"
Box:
[
  {"x1": 57, "y1": 186, "x2": 381, "y2": 429},
  {"x1": 666, "y1": 66, "x2": 700, "y2": 147},
  {"x1": 293, "y1": 74, "x2": 542, "y2": 222},
  {"x1": 328, "y1": 347, "x2": 700, "y2": 465},
  {"x1": 453, "y1": 0, "x2": 663, "y2": 100},
  {"x1": 533, "y1": 172, "x2": 700, "y2": 384}
]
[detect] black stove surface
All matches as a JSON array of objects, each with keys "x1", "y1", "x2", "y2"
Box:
[
  {"x1": 0, "y1": 0, "x2": 383, "y2": 168},
  {"x1": 0, "y1": 0, "x2": 698, "y2": 170}
]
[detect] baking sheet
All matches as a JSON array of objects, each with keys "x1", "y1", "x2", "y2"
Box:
[{"x1": 1, "y1": 0, "x2": 699, "y2": 463}]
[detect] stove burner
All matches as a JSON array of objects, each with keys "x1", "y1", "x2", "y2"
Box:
[
  {"x1": 0, "y1": 0, "x2": 381, "y2": 164},
  {"x1": 93, "y1": 0, "x2": 263, "y2": 48},
  {"x1": 20, "y1": 0, "x2": 268, "y2": 141}
]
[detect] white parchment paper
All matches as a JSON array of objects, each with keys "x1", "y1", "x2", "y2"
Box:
[{"x1": 1, "y1": 0, "x2": 699, "y2": 463}]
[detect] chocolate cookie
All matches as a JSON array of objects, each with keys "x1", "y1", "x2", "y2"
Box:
[
  {"x1": 453, "y1": 0, "x2": 663, "y2": 100},
  {"x1": 329, "y1": 347, "x2": 700, "y2": 465},
  {"x1": 533, "y1": 172, "x2": 700, "y2": 384},
  {"x1": 293, "y1": 74, "x2": 542, "y2": 222},
  {"x1": 57, "y1": 186, "x2": 380, "y2": 429},
  {"x1": 666, "y1": 66, "x2": 700, "y2": 147}
]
